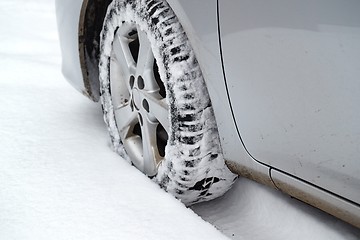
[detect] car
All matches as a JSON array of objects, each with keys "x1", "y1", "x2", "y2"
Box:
[{"x1": 55, "y1": 0, "x2": 360, "y2": 227}]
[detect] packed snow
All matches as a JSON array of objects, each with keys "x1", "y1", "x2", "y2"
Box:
[{"x1": 0, "y1": 1, "x2": 359, "y2": 240}]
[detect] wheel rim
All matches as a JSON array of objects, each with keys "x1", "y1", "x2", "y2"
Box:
[{"x1": 109, "y1": 22, "x2": 168, "y2": 176}]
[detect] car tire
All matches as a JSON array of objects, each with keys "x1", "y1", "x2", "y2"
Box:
[{"x1": 99, "y1": 0, "x2": 236, "y2": 204}]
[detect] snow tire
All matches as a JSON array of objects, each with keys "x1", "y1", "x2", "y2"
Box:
[{"x1": 99, "y1": 0, "x2": 237, "y2": 204}]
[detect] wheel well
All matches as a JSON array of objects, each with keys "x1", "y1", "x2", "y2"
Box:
[{"x1": 79, "y1": 0, "x2": 113, "y2": 102}]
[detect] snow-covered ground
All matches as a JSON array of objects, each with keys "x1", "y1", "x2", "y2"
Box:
[
  {"x1": 192, "y1": 178, "x2": 360, "y2": 240},
  {"x1": 0, "y1": 1, "x2": 359, "y2": 240}
]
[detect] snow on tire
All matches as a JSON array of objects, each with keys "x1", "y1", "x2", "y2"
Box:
[{"x1": 99, "y1": 0, "x2": 237, "y2": 204}]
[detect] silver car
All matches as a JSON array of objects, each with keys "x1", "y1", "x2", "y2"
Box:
[{"x1": 55, "y1": 0, "x2": 360, "y2": 227}]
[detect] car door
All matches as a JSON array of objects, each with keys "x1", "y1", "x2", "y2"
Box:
[{"x1": 218, "y1": 0, "x2": 360, "y2": 204}]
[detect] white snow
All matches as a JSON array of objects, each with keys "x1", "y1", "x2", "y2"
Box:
[
  {"x1": 192, "y1": 178, "x2": 360, "y2": 240},
  {"x1": 0, "y1": 1, "x2": 359, "y2": 240},
  {"x1": 0, "y1": 1, "x2": 227, "y2": 240}
]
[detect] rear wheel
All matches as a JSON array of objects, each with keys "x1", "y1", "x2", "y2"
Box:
[{"x1": 99, "y1": 0, "x2": 236, "y2": 204}]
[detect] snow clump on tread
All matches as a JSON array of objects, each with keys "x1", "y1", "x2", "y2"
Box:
[{"x1": 99, "y1": 0, "x2": 237, "y2": 205}]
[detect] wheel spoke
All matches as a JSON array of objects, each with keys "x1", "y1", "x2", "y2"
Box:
[
  {"x1": 136, "y1": 30, "x2": 160, "y2": 91},
  {"x1": 114, "y1": 103, "x2": 138, "y2": 139},
  {"x1": 123, "y1": 135, "x2": 143, "y2": 170},
  {"x1": 113, "y1": 34, "x2": 136, "y2": 90},
  {"x1": 136, "y1": 30, "x2": 153, "y2": 75},
  {"x1": 142, "y1": 92, "x2": 169, "y2": 132},
  {"x1": 110, "y1": 54, "x2": 130, "y2": 108},
  {"x1": 141, "y1": 115, "x2": 160, "y2": 175}
]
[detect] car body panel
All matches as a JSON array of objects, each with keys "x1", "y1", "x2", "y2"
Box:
[
  {"x1": 55, "y1": 0, "x2": 85, "y2": 95},
  {"x1": 166, "y1": 0, "x2": 274, "y2": 186},
  {"x1": 218, "y1": 0, "x2": 360, "y2": 205}
]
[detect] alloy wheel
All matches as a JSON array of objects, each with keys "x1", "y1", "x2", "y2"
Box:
[{"x1": 109, "y1": 23, "x2": 168, "y2": 176}]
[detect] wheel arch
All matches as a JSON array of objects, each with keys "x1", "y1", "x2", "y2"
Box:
[
  {"x1": 79, "y1": 0, "x2": 113, "y2": 102},
  {"x1": 78, "y1": 0, "x2": 209, "y2": 102}
]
